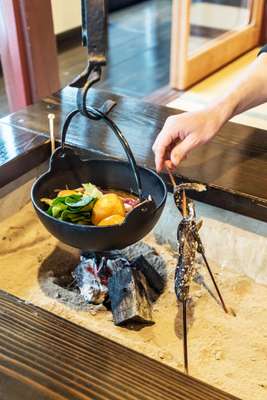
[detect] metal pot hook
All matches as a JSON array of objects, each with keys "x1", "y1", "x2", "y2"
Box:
[{"x1": 59, "y1": 66, "x2": 144, "y2": 200}]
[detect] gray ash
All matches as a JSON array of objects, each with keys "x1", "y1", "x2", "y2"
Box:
[{"x1": 38, "y1": 241, "x2": 167, "y2": 324}]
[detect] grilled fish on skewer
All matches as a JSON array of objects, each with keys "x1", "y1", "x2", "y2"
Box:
[
  {"x1": 166, "y1": 169, "x2": 232, "y2": 373},
  {"x1": 173, "y1": 183, "x2": 206, "y2": 302},
  {"x1": 172, "y1": 182, "x2": 206, "y2": 374}
]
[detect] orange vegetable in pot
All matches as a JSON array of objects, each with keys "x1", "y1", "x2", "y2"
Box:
[
  {"x1": 97, "y1": 214, "x2": 125, "y2": 226},
  {"x1": 92, "y1": 193, "x2": 125, "y2": 225},
  {"x1": 57, "y1": 190, "x2": 79, "y2": 197}
]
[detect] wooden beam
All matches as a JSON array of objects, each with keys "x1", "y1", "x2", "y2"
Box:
[
  {"x1": 0, "y1": 0, "x2": 60, "y2": 112},
  {"x1": 19, "y1": 0, "x2": 60, "y2": 103}
]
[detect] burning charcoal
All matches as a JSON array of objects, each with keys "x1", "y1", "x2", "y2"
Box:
[
  {"x1": 108, "y1": 267, "x2": 153, "y2": 326},
  {"x1": 130, "y1": 255, "x2": 165, "y2": 294},
  {"x1": 73, "y1": 256, "x2": 108, "y2": 304},
  {"x1": 73, "y1": 254, "x2": 129, "y2": 305}
]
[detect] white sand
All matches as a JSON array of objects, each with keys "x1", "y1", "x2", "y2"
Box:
[{"x1": 0, "y1": 203, "x2": 267, "y2": 400}]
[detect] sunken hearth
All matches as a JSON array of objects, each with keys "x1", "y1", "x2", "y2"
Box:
[{"x1": 1, "y1": 203, "x2": 267, "y2": 400}]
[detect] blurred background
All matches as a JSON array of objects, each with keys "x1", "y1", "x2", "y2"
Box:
[{"x1": 0, "y1": 0, "x2": 266, "y2": 118}]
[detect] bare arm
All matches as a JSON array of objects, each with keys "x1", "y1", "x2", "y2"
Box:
[
  {"x1": 153, "y1": 52, "x2": 267, "y2": 172},
  {"x1": 216, "y1": 52, "x2": 267, "y2": 118}
]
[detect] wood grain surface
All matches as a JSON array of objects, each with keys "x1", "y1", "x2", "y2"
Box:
[
  {"x1": 1, "y1": 87, "x2": 267, "y2": 222},
  {"x1": 0, "y1": 290, "x2": 240, "y2": 400},
  {"x1": 0, "y1": 122, "x2": 50, "y2": 187}
]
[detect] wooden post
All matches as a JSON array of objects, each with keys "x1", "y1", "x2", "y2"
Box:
[
  {"x1": 0, "y1": 0, "x2": 60, "y2": 112},
  {"x1": 0, "y1": 0, "x2": 32, "y2": 111},
  {"x1": 170, "y1": 0, "x2": 190, "y2": 90},
  {"x1": 260, "y1": 0, "x2": 267, "y2": 44},
  {"x1": 170, "y1": 0, "x2": 265, "y2": 90}
]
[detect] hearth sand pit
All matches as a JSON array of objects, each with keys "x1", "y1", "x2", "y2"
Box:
[{"x1": 0, "y1": 167, "x2": 267, "y2": 400}]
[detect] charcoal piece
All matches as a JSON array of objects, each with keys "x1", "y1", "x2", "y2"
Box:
[
  {"x1": 105, "y1": 257, "x2": 129, "y2": 273},
  {"x1": 130, "y1": 255, "x2": 165, "y2": 294},
  {"x1": 121, "y1": 242, "x2": 167, "y2": 283},
  {"x1": 108, "y1": 267, "x2": 153, "y2": 326}
]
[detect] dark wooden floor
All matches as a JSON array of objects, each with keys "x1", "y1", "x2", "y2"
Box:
[{"x1": 0, "y1": 290, "x2": 239, "y2": 400}]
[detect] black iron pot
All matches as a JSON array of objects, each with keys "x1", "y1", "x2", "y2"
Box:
[{"x1": 31, "y1": 104, "x2": 167, "y2": 252}]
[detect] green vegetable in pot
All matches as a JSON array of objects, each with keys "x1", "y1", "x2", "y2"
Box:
[
  {"x1": 40, "y1": 182, "x2": 104, "y2": 225},
  {"x1": 52, "y1": 203, "x2": 68, "y2": 218},
  {"x1": 82, "y1": 183, "x2": 103, "y2": 199},
  {"x1": 65, "y1": 195, "x2": 93, "y2": 208}
]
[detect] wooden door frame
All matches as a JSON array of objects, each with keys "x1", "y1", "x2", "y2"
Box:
[
  {"x1": 0, "y1": 0, "x2": 60, "y2": 112},
  {"x1": 170, "y1": 0, "x2": 265, "y2": 90}
]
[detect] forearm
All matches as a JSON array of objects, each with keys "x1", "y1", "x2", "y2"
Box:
[
  {"x1": 153, "y1": 48, "x2": 267, "y2": 170},
  {"x1": 209, "y1": 52, "x2": 267, "y2": 125}
]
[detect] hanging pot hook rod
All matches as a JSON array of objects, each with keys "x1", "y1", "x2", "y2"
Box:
[{"x1": 59, "y1": 0, "x2": 143, "y2": 200}]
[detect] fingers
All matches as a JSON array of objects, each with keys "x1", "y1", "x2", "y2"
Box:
[
  {"x1": 153, "y1": 109, "x2": 218, "y2": 172},
  {"x1": 164, "y1": 159, "x2": 175, "y2": 170},
  {"x1": 170, "y1": 134, "x2": 198, "y2": 167},
  {"x1": 154, "y1": 144, "x2": 167, "y2": 173},
  {"x1": 153, "y1": 118, "x2": 178, "y2": 172}
]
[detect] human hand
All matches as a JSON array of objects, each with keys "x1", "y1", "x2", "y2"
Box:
[{"x1": 152, "y1": 108, "x2": 224, "y2": 172}]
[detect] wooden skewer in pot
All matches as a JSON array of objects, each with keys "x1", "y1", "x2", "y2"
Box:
[{"x1": 48, "y1": 113, "x2": 56, "y2": 154}]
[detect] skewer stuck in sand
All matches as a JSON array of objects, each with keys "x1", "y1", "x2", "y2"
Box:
[{"x1": 166, "y1": 166, "x2": 233, "y2": 375}]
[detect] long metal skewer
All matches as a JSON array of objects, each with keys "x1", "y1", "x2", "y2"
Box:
[
  {"x1": 181, "y1": 188, "x2": 189, "y2": 374},
  {"x1": 201, "y1": 251, "x2": 228, "y2": 314},
  {"x1": 167, "y1": 166, "x2": 189, "y2": 374},
  {"x1": 191, "y1": 221, "x2": 230, "y2": 314},
  {"x1": 182, "y1": 299, "x2": 188, "y2": 374}
]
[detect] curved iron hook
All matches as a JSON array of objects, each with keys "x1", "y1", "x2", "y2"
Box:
[{"x1": 60, "y1": 104, "x2": 144, "y2": 200}]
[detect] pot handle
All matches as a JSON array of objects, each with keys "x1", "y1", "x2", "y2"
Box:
[{"x1": 60, "y1": 103, "x2": 144, "y2": 200}]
